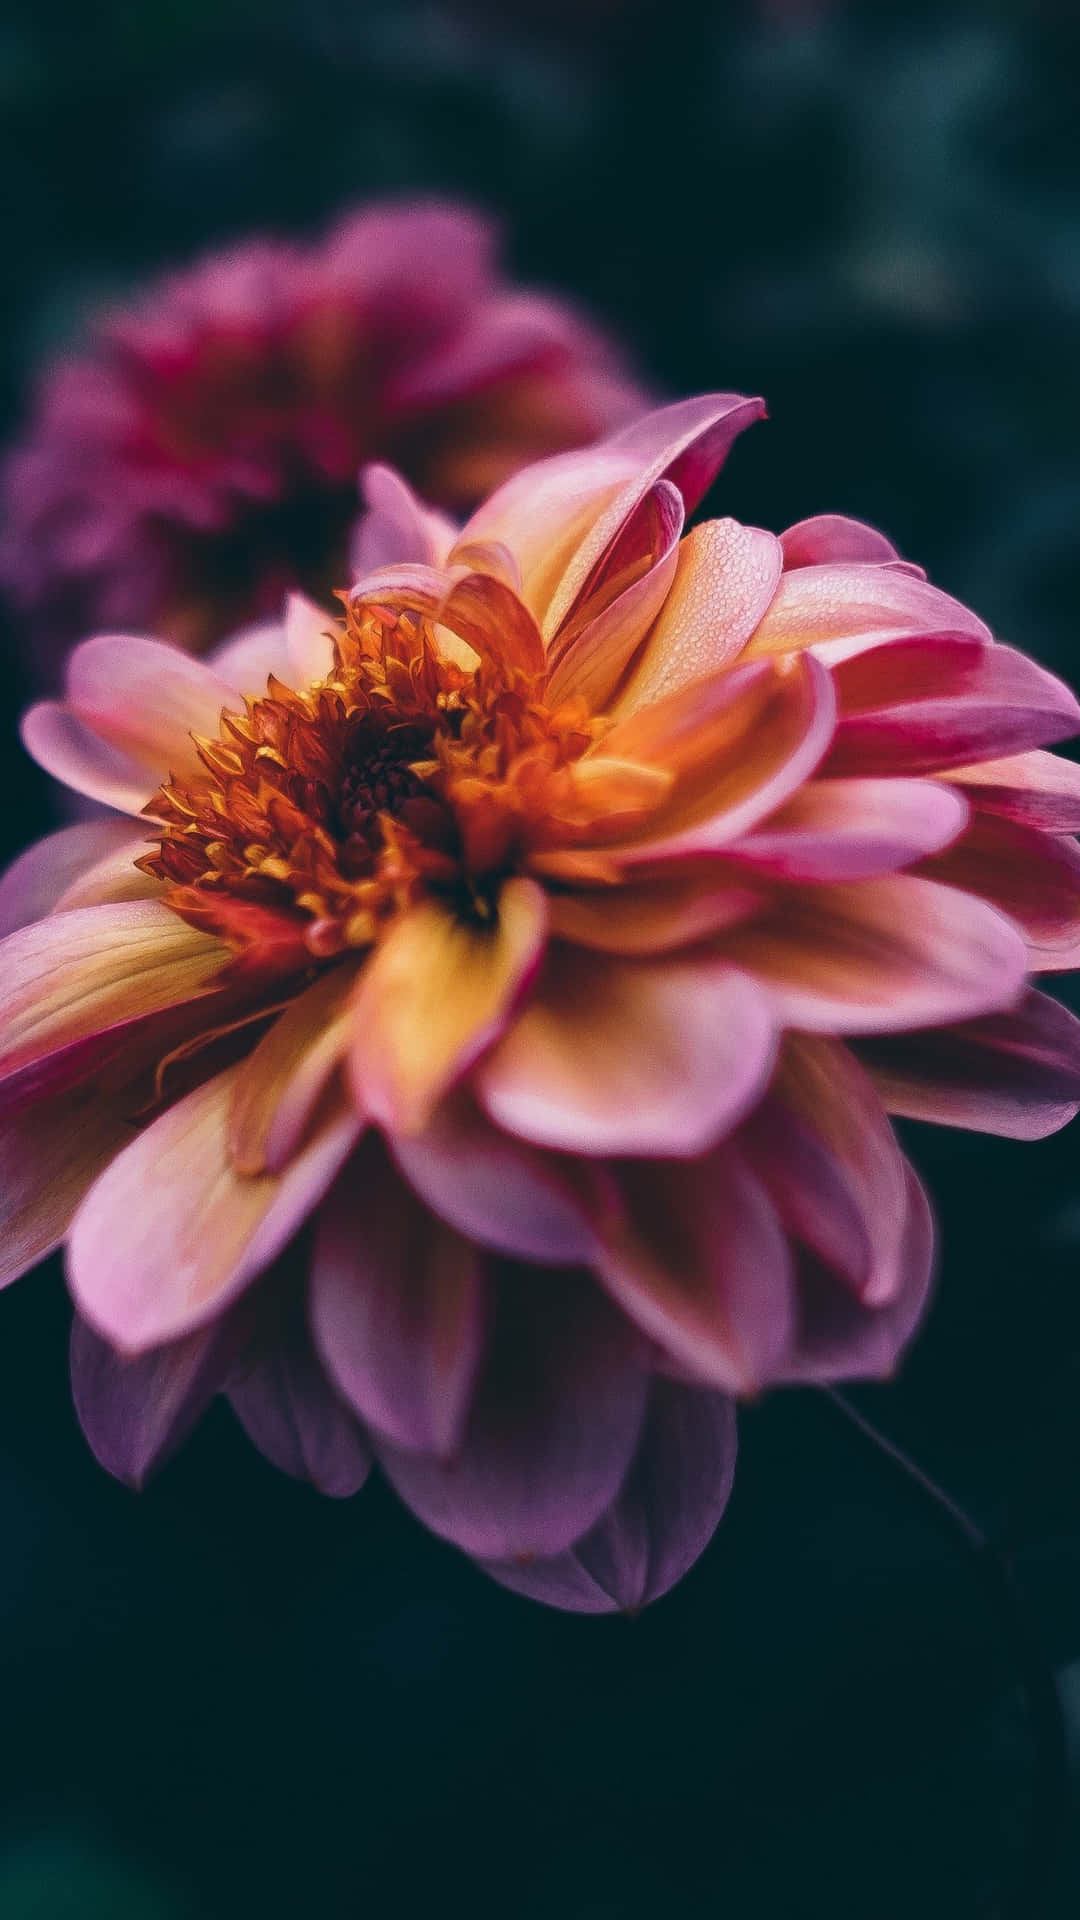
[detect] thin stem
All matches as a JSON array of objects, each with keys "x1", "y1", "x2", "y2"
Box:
[{"x1": 822, "y1": 1387, "x2": 1069, "y2": 1920}]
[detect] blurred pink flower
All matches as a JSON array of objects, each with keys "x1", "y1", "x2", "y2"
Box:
[
  {"x1": 0, "y1": 202, "x2": 641, "y2": 664},
  {"x1": 3, "y1": 394, "x2": 1080, "y2": 1611}
]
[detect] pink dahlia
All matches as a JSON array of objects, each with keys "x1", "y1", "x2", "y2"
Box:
[
  {"x1": 0, "y1": 202, "x2": 640, "y2": 663},
  {"x1": 3, "y1": 394, "x2": 1080, "y2": 1611}
]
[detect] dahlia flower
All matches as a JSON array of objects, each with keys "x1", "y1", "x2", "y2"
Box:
[
  {"x1": 0, "y1": 202, "x2": 640, "y2": 663},
  {"x1": 4, "y1": 393, "x2": 1080, "y2": 1613}
]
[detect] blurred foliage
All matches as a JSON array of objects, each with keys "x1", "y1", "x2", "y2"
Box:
[{"x1": 0, "y1": 1, "x2": 1079, "y2": 1914}]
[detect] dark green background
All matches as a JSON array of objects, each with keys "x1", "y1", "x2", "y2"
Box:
[{"x1": 1, "y1": 2, "x2": 1079, "y2": 1913}]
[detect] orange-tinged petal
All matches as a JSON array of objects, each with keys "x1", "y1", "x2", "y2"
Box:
[
  {"x1": 616, "y1": 518, "x2": 783, "y2": 716},
  {"x1": 53, "y1": 836, "x2": 162, "y2": 912},
  {"x1": 68, "y1": 1064, "x2": 362, "y2": 1352},
  {"x1": 546, "y1": 873, "x2": 763, "y2": 954},
  {"x1": 227, "y1": 962, "x2": 360, "y2": 1174},
  {"x1": 477, "y1": 945, "x2": 777, "y2": 1157},
  {"x1": 0, "y1": 901, "x2": 230, "y2": 1092},
  {"x1": 544, "y1": 479, "x2": 683, "y2": 710},
  {"x1": 350, "y1": 562, "x2": 544, "y2": 679},
  {"x1": 349, "y1": 878, "x2": 548, "y2": 1135}
]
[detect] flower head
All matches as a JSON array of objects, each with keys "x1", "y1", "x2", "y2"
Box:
[
  {"x1": 4, "y1": 394, "x2": 1080, "y2": 1611},
  {"x1": 0, "y1": 202, "x2": 641, "y2": 663}
]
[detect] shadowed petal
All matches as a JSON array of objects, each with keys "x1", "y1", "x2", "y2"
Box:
[
  {"x1": 546, "y1": 873, "x2": 763, "y2": 955},
  {"x1": 617, "y1": 519, "x2": 783, "y2": 715},
  {"x1": 71, "y1": 1309, "x2": 243, "y2": 1488},
  {"x1": 478, "y1": 947, "x2": 777, "y2": 1157},
  {"x1": 228, "y1": 963, "x2": 358, "y2": 1173},
  {"x1": 858, "y1": 989, "x2": 1080, "y2": 1140},
  {"x1": 545, "y1": 480, "x2": 683, "y2": 710},
  {"x1": 483, "y1": 1382, "x2": 737, "y2": 1614},
  {"x1": 727, "y1": 777, "x2": 968, "y2": 881},
  {"x1": 943, "y1": 749, "x2": 1080, "y2": 832},
  {"x1": 596, "y1": 1149, "x2": 794, "y2": 1392},
  {"x1": 0, "y1": 819, "x2": 144, "y2": 935},
  {"x1": 719, "y1": 874, "x2": 1028, "y2": 1033},
  {"x1": 311, "y1": 1140, "x2": 489, "y2": 1457},
  {"x1": 349, "y1": 880, "x2": 548, "y2": 1136},
  {"x1": 68, "y1": 1064, "x2": 362, "y2": 1351},
  {"x1": 918, "y1": 812, "x2": 1080, "y2": 971},
  {"x1": 826, "y1": 637, "x2": 1080, "y2": 776},
  {"x1": 0, "y1": 1080, "x2": 139, "y2": 1288},
  {"x1": 377, "y1": 1265, "x2": 650, "y2": 1559},
  {"x1": 227, "y1": 1296, "x2": 372, "y2": 1497},
  {"x1": 349, "y1": 563, "x2": 544, "y2": 679}
]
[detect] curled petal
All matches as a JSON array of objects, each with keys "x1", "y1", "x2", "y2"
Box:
[
  {"x1": 596, "y1": 1149, "x2": 794, "y2": 1393},
  {"x1": 943, "y1": 749, "x2": 1080, "y2": 832},
  {"x1": 617, "y1": 518, "x2": 783, "y2": 716},
  {"x1": 727, "y1": 777, "x2": 969, "y2": 881},
  {"x1": 311, "y1": 1141, "x2": 489, "y2": 1457},
  {"x1": 545, "y1": 479, "x2": 684, "y2": 710},
  {"x1": 779, "y1": 514, "x2": 905, "y2": 569},
  {"x1": 68, "y1": 1064, "x2": 362, "y2": 1352},
  {"x1": 0, "y1": 818, "x2": 144, "y2": 936},
  {"x1": 483, "y1": 1382, "x2": 737, "y2": 1614},
  {"x1": 826, "y1": 637, "x2": 1080, "y2": 777},
  {"x1": 376, "y1": 1266, "x2": 650, "y2": 1560},
  {"x1": 227, "y1": 1299, "x2": 372, "y2": 1497},
  {"x1": 350, "y1": 563, "x2": 544, "y2": 680},
  {"x1": 918, "y1": 812, "x2": 1080, "y2": 970},
  {"x1": 477, "y1": 947, "x2": 777, "y2": 1158},
  {"x1": 71, "y1": 1309, "x2": 243, "y2": 1488},
  {"x1": 858, "y1": 989, "x2": 1080, "y2": 1140},
  {"x1": 719, "y1": 874, "x2": 1028, "y2": 1033},
  {"x1": 744, "y1": 564, "x2": 990, "y2": 665},
  {"x1": 349, "y1": 880, "x2": 548, "y2": 1136}
]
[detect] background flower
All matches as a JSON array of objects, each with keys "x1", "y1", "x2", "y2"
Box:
[
  {"x1": 0, "y1": 201, "x2": 641, "y2": 666},
  {"x1": 4, "y1": 394, "x2": 1080, "y2": 1616}
]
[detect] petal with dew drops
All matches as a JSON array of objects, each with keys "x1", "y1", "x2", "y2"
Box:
[
  {"x1": 917, "y1": 812, "x2": 1080, "y2": 971},
  {"x1": 616, "y1": 519, "x2": 784, "y2": 717},
  {"x1": 546, "y1": 872, "x2": 763, "y2": 956},
  {"x1": 227, "y1": 963, "x2": 359, "y2": 1175},
  {"x1": 596, "y1": 1148, "x2": 795, "y2": 1394},
  {"x1": 483, "y1": 1381, "x2": 737, "y2": 1614},
  {"x1": 742, "y1": 1033, "x2": 910, "y2": 1307},
  {"x1": 392, "y1": 1094, "x2": 605, "y2": 1267},
  {"x1": 478, "y1": 946, "x2": 777, "y2": 1158},
  {"x1": 943, "y1": 749, "x2": 1080, "y2": 833},
  {"x1": 743, "y1": 563, "x2": 990, "y2": 665},
  {"x1": 826, "y1": 637, "x2": 1080, "y2": 777},
  {"x1": 311, "y1": 1139, "x2": 489, "y2": 1458},
  {"x1": 68, "y1": 1064, "x2": 362, "y2": 1353},
  {"x1": 600, "y1": 652, "x2": 836, "y2": 863},
  {"x1": 777, "y1": 1165, "x2": 935, "y2": 1385},
  {"x1": 719, "y1": 873, "x2": 1028, "y2": 1034},
  {"x1": 349, "y1": 879, "x2": 548, "y2": 1137},
  {"x1": 858, "y1": 989, "x2": 1080, "y2": 1141},
  {"x1": 71, "y1": 1308, "x2": 245, "y2": 1489},
  {"x1": 227, "y1": 1294, "x2": 372, "y2": 1497},
  {"x1": 377, "y1": 1264, "x2": 650, "y2": 1561},
  {"x1": 0, "y1": 1078, "x2": 140, "y2": 1288},
  {"x1": 727, "y1": 776, "x2": 968, "y2": 882},
  {"x1": 0, "y1": 901, "x2": 229, "y2": 1095},
  {"x1": 545, "y1": 480, "x2": 684, "y2": 711},
  {"x1": 779, "y1": 515, "x2": 905, "y2": 569},
  {"x1": 0, "y1": 818, "x2": 145, "y2": 936}
]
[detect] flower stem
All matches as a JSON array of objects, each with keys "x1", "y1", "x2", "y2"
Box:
[{"x1": 822, "y1": 1387, "x2": 1069, "y2": 1920}]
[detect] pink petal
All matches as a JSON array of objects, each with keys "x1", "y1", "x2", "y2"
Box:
[
  {"x1": 349, "y1": 880, "x2": 548, "y2": 1136},
  {"x1": 66, "y1": 635, "x2": 240, "y2": 780},
  {"x1": 227, "y1": 963, "x2": 358, "y2": 1174},
  {"x1": 68, "y1": 1064, "x2": 362, "y2": 1352},
  {"x1": 285, "y1": 593, "x2": 338, "y2": 685},
  {"x1": 391, "y1": 1096, "x2": 604, "y2": 1266},
  {"x1": 21, "y1": 701, "x2": 162, "y2": 815},
  {"x1": 858, "y1": 989, "x2": 1080, "y2": 1140},
  {"x1": 71, "y1": 1309, "x2": 243, "y2": 1488},
  {"x1": 943, "y1": 749, "x2": 1080, "y2": 832},
  {"x1": 483, "y1": 1381, "x2": 737, "y2": 1614},
  {"x1": 544, "y1": 479, "x2": 683, "y2": 711},
  {"x1": 227, "y1": 1297, "x2": 372, "y2": 1497},
  {"x1": 546, "y1": 873, "x2": 763, "y2": 955},
  {"x1": 0, "y1": 1078, "x2": 141, "y2": 1288},
  {"x1": 720, "y1": 873, "x2": 1029, "y2": 1033},
  {"x1": 350, "y1": 463, "x2": 457, "y2": 573},
  {"x1": 0, "y1": 818, "x2": 144, "y2": 936},
  {"x1": 376, "y1": 1265, "x2": 650, "y2": 1560},
  {"x1": 918, "y1": 812, "x2": 1080, "y2": 970},
  {"x1": 616, "y1": 519, "x2": 784, "y2": 717},
  {"x1": 0, "y1": 901, "x2": 228, "y2": 1096},
  {"x1": 727, "y1": 776, "x2": 969, "y2": 881},
  {"x1": 206, "y1": 617, "x2": 295, "y2": 693},
  {"x1": 595, "y1": 1148, "x2": 795, "y2": 1392},
  {"x1": 776, "y1": 1165, "x2": 935, "y2": 1384},
  {"x1": 744, "y1": 564, "x2": 991, "y2": 665},
  {"x1": 478, "y1": 947, "x2": 777, "y2": 1158},
  {"x1": 310, "y1": 1140, "x2": 489, "y2": 1457},
  {"x1": 826, "y1": 637, "x2": 1080, "y2": 777},
  {"x1": 779, "y1": 514, "x2": 904, "y2": 569}
]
